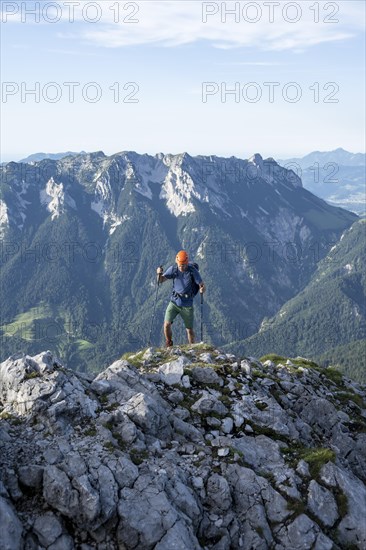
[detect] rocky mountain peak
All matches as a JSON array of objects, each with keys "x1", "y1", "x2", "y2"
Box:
[
  {"x1": 248, "y1": 153, "x2": 263, "y2": 165},
  {"x1": 84, "y1": 151, "x2": 106, "y2": 160},
  {"x1": 1, "y1": 346, "x2": 365, "y2": 549}
]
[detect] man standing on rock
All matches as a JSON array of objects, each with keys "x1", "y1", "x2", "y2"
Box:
[{"x1": 157, "y1": 250, "x2": 206, "y2": 347}]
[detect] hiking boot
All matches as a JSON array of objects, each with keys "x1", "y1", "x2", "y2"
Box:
[{"x1": 165, "y1": 340, "x2": 173, "y2": 348}]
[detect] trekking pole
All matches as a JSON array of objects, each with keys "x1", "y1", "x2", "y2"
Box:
[
  {"x1": 148, "y1": 266, "x2": 162, "y2": 347},
  {"x1": 200, "y1": 291, "x2": 204, "y2": 343}
]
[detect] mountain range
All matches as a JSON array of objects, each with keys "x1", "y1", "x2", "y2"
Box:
[
  {"x1": 279, "y1": 148, "x2": 365, "y2": 169},
  {"x1": 19, "y1": 151, "x2": 87, "y2": 163},
  {"x1": 16, "y1": 147, "x2": 366, "y2": 215},
  {"x1": 18, "y1": 147, "x2": 366, "y2": 169},
  {"x1": 0, "y1": 150, "x2": 360, "y2": 375},
  {"x1": 279, "y1": 148, "x2": 365, "y2": 216}
]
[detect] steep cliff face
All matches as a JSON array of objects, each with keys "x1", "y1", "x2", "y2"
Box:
[{"x1": 1, "y1": 346, "x2": 365, "y2": 549}]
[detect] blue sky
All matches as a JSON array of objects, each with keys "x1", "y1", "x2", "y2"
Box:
[{"x1": 1, "y1": 0, "x2": 365, "y2": 161}]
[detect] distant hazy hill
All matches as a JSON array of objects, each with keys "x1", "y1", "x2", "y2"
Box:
[
  {"x1": 278, "y1": 148, "x2": 365, "y2": 216},
  {"x1": 20, "y1": 151, "x2": 87, "y2": 163},
  {"x1": 279, "y1": 148, "x2": 365, "y2": 169}
]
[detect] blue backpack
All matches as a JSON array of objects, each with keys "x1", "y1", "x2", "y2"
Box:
[{"x1": 172, "y1": 262, "x2": 200, "y2": 297}]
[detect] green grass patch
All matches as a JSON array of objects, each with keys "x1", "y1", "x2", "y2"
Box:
[
  {"x1": 260, "y1": 355, "x2": 322, "y2": 376},
  {"x1": 0, "y1": 412, "x2": 22, "y2": 425},
  {"x1": 346, "y1": 419, "x2": 366, "y2": 433},
  {"x1": 335, "y1": 391, "x2": 364, "y2": 409},
  {"x1": 84, "y1": 427, "x2": 97, "y2": 437},
  {"x1": 260, "y1": 354, "x2": 287, "y2": 365},
  {"x1": 178, "y1": 395, "x2": 196, "y2": 410},
  {"x1": 24, "y1": 371, "x2": 41, "y2": 379},
  {"x1": 252, "y1": 369, "x2": 267, "y2": 379},
  {"x1": 291, "y1": 358, "x2": 319, "y2": 369},
  {"x1": 219, "y1": 395, "x2": 232, "y2": 407},
  {"x1": 180, "y1": 343, "x2": 214, "y2": 353},
  {"x1": 130, "y1": 449, "x2": 149, "y2": 465},
  {"x1": 112, "y1": 432, "x2": 126, "y2": 450},
  {"x1": 105, "y1": 402, "x2": 120, "y2": 412},
  {"x1": 255, "y1": 401, "x2": 269, "y2": 411},
  {"x1": 322, "y1": 366, "x2": 344, "y2": 387},
  {"x1": 121, "y1": 349, "x2": 147, "y2": 367},
  {"x1": 1, "y1": 304, "x2": 52, "y2": 340},
  {"x1": 74, "y1": 339, "x2": 94, "y2": 351},
  {"x1": 299, "y1": 447, "x2": 336, "y2": 478},
  {"x1": 286, "y1": 497, "x2": 306, "y2": 517},
  {"x1": 335, "y1": 488, "x2": 348, "y2": 518},
  {"x1": 269, "y1": 387, "x2": 283, "y2": 405},
  {"x1": 281, "y1": 445, "x2": 336, "y2": 477},
  {"x1": 248, "y1": 422, "x2": 290, "y2": 443},
  {"x1": 258, "y1": 470, "x2": 276, "y2": 484}
]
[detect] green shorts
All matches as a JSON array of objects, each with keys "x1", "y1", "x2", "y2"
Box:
[{"x1": 164, "y1": 301, "x2": 194, "y2": 329}]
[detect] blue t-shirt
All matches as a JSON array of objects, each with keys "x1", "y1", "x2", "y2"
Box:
[{"x1": 163, "y1": 264, "x2": 202, "y2": 307}]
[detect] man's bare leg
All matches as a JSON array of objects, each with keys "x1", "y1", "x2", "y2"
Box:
[
  {"x1": 164, "y1": 321, "x2": 173, "y2": 345},
  {"x1": 186, "y1": 328, "x2": 195, "y2": 344}
]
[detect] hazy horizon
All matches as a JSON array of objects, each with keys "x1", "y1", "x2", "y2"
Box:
[{"x1": 1, "y1": 145, "x2": 365, "y2": 165}]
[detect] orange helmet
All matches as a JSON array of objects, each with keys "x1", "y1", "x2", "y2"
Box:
[{"x1": 176, "y1": 250, "x2": 189, "y2": 265}]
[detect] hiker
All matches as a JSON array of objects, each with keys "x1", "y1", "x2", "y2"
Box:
[{"x1": 157, "y1": 250, "x2": 206, "y2": 347}]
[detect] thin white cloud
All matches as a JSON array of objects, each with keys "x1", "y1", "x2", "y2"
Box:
[
  {"x1": 84, "y1": 1, "x2": 364, "y2": 51},
  {"x1": 2, "y1": 1, "x2": 364, "y2": 51},
  {"x1": 44, "y1": 48, "x2": 105, "y2": 57},
  {"x1": 221, "y1": 62, "x2": 286, "y2": 66}
]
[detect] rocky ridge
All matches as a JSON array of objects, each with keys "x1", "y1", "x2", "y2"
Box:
[{"x1": 0, "y1": 345, "x2": 365, "y2": 550}]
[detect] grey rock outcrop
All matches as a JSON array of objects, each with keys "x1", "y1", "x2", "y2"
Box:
[
  {"x1": 1, "y1": 345, "x2": 365, "y2": 549},
  {"x1": 307, "y1": 480, "x2": 338, "y2": 527},
  {"x1": 0, "y1": 496, "x2": 23, "y2": 550}
]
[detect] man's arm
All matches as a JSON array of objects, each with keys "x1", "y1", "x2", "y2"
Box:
[
  {"x1": 192, "y1": 267, "x2": 205, "y2": 293},
  {"x1": 157, "y1": 265, "x2": 174, "y2": 283},
  {"x1": 156, "y1": 266, "x2": 167, "y2": 283}
]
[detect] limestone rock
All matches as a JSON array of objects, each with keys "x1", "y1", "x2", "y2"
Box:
[
  {"x1": 17, "y1": 465, "x2": 44, "y2": 489},
  {"x1": 43, "y1": 466, "x2": 79, "y2": 518},
  {"x1": 122, "y1": 392, "x2": 172, "y2": 438},
  {"x1": 158, "y1": 356, "x2": 190, "y2": 385},
  {"x1": 320, "y1": 462, "x2": 366, "y2": 547},
  {"x1": 307, "y1": 480, "x2": 338, "y2": 527},
  {"x1": 33, "y1": 512, "x2": 63, "y2": 547},
  {"x1": 0, "y1": 496, "x2": 23, "y2": 550},
  {"x1": 190, "y1": 366, "x2": 222, "y2": 386},
  {"x1": 0, "y1": 347, "x2": 365, "y2": 549},
  {"x1": 206, "y1": 474, "x2": 232, "y2": 512},
  {"x1": 191, "y1": 394, "x2": 228, "y2": 416}
]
